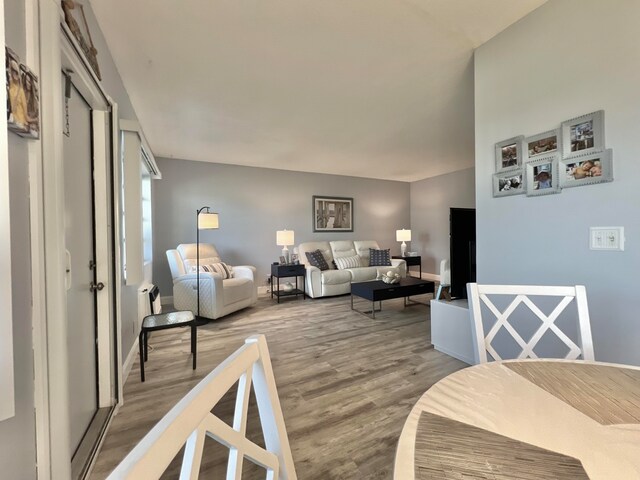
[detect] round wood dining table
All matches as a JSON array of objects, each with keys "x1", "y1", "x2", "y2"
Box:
[{"x1": 394, "y1": 359, "x2": 640, "y2": 479}]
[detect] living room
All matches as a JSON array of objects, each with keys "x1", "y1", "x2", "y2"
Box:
[{"x1": 2, "y1": 0, "x2": 639, "y2": 479}]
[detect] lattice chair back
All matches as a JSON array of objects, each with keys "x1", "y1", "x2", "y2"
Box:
[
  {"x1": 468, "y1": 283, "x2": 595, "y2": 363},
  {"x1": 107, "y1": 335, "x2": 297, "y2": 480}
]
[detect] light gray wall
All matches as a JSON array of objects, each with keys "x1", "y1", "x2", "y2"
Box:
[
  {"x1": 0, "y1": 0, "x2": 36, "y2": 478},
  {"x1": 82, "y1": 2, "x2": 142, "y2": 361},
  {"x1": 153, "y1": 158, "x2": 410, "y2": 295},
  {"x1": 475, "y1": 0, "x2": 640, "y2": 365},
  {"x1": 410, "y1": 168, "x2": 475, "y2": 275}
]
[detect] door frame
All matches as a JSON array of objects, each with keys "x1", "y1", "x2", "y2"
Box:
[{"x1": 34, "y1": 1, "x2": 122, "y2": 478}]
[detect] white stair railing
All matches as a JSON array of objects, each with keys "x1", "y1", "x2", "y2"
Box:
[{"x1": 107, "y1": 335, "x2": 297, "y2": 480}]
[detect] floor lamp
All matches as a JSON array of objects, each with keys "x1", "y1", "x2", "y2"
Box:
[{"x1": 196, "y1": 206, "x2": 219, "y2": 324}]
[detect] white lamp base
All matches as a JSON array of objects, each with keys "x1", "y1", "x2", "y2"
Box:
[
  {"x1": 400, "y1": 242, "x2": 407, "y2": 257},
  {"x1": 281, "y1": 246, "x2": 290, "y2": 264}
]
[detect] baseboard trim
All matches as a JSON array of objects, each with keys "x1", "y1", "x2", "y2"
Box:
[
  {"x1": 122, "y1": 339, "x2": 138, "y2": 389},
  {"x1": 421, "y1": 272, "x2": 440, "y2": 282},
  {"x1": 257, "y1": 286, "x2": 269, "y2": 295},
  {"x1": 433, "y1": 344, "x2": 474, "y2": 366}
]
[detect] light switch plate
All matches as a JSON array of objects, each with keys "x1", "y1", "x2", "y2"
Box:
[{"x1": 590, "y1": 227, "x2": 625, "y2": 251}]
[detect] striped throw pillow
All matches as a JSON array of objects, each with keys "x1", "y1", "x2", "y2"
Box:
[
  {"x1": 191, "y1": 262, "x2": 234, "y2": 279},
  {"x1": 334, "y1": 255, "x2": 362, "y2": 270}
]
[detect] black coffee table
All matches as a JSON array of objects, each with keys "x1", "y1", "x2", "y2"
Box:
[{"x1": 350, "y1": 277, "x2": 435, "y2": 318}]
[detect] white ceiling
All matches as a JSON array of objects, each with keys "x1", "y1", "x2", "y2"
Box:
[{"x1": 90, "y1": 0, "x2": 546, "y2": 182}]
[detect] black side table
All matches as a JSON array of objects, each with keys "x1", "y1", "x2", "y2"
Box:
[
  {"x1": 270, "y1": 263, "x2": 306, "y2": 303},
  {"x1": 392, "y1": 255, "x2": 422, "y2": 279}
]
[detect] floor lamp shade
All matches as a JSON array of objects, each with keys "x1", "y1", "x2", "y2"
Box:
[
  {"x1": 198, "y1": 212, "x2": 219, "y2": 230},
  {"x1": 277, "y1": 230, "x2": 294, "y2": 263}
]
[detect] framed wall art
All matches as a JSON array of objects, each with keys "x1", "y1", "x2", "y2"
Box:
[
  {"x1": 5, "y1": 47, "x2": 40, "y2": 139},
  {"x1": 525, "y1": 154, "x2": 561, "y2": 196},
  {"x1": 313, "y1": 195, "x2": 353, "y2": 232},
  {"x1": 493, "y1": 169, "x2": 524, "y2": 197},
  {"x1": 495, "y1": 136, "x2": 524, "y2": 172},
  {"x1": 561, "y1": 110, "x2": 604, "y2": 158},
  {"x1": 62, "y1": 0, "x2": 101, "y2": 80},
  {"x1": 560, "y1": 149, "x2": 612, "y2": 188},
  {"x1": 525, "y1": 129, "x2": 559, "y2": 160}
]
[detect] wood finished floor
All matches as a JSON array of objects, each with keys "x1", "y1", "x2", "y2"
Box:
[{"x1": 90, "y1": 293, "x2": 467, "y2": 479}]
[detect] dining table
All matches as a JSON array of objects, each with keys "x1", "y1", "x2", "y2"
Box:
[{"x1": 394, "y1": 359, "x2": 640, "y2": 479}]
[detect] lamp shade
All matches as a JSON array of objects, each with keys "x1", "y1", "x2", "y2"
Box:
[
  {"x1": 276, "y1": 230, "x2": 295, "y2": 246},
  {"x1": 396, "y1": 229, "x2": 411, "y2": 242},
  {"x1": 198, "y1": 212, "x2": 219, "y2": 230}
]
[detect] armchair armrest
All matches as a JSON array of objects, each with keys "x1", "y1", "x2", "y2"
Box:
[
  {"x1": 232, "y1": 265, "x2": 256, "y2": 281},
  {"x1": 172, "y1": 272, "x2": 224, "y2": 318},
  {"x1": 305, "y1": 265, "x2": 322, "y2": 298}
]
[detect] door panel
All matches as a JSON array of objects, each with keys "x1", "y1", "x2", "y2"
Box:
[{"x1": 63, "y1": 78, "x2": 98, "y2": 456}]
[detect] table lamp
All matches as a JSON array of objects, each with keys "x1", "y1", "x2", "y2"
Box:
[
  {"x1": 396, "y1": 229, "x2": 411, "y2": 257},
  {"x1": 277, "y1": 229, "x2": 295, "y2": 264},
  {"x1": 196, "y1": 207, "x2": 219, "y2": 323}
]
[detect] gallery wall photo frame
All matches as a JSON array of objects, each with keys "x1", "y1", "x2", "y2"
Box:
[
  {"x1": 525, "y1": 129, "x2": 560, "y2": 161},
  {"x1": 560, "y1": 149, "x2": 613, "y2": 188},
  {"x1": 493, "y1": 168, "x2": 525, "y2": 198},
  {"x1": 495, "y1": 136, "x2": 524, "y2": 172},
  {"x1": 525, "y1": 154, "x2": 561, "y2": 196},
  {"x1": 312, "y1": 195, "x2": 353, "y2": 232},
  {"x1": 561, "y1": 110, "x2": 604, "y2": 158},
  {"x1": 5, "y1": 46, "x2": 40, "y2": 139}
]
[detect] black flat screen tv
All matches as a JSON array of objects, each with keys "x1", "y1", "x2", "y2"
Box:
[{"x1": 449, "y1": 208, "x2": 476, "y2": 299}]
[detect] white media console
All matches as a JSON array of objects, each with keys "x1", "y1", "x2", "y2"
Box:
[{"x1": 430, "y1": 298, "x2": 477, "y2": 365}]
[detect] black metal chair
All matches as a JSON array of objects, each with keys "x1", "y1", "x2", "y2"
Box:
[{"x1": 139, "y1": 285, "x2": 196, "y2": 382}]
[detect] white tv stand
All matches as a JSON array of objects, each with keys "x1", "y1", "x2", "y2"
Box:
[{"x1": 430, "y1": 298, "x2": 477, "y2": 365}]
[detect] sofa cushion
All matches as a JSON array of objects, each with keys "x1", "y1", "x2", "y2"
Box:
[
  {"x1": 330, "y1": 240, "x2": 357, "y2": 259},
  {"x1": 299, "y1": 241, "x2": 334, "y2": 268},
  {"x1": 354, "y1": 240, "x2": 379, "y2": 267},
  {"x1": 334, "y1": 255, "x2": 361, "y2": 270},
  {"x1": 222, "y1": 277, "x2": 254, "y2": 305},
  {"x1": 306, "y1": 249, "x2": 330, "y2": 271},
  {"x1": 370, "y1": 248, "x2": 392, "y2": 266},
  {"x1": 321, "y1": 269, "x2": 352, "y2": 285},
  {"x1": 347, "y1": 266, "x2": 378, "y2": 283}
]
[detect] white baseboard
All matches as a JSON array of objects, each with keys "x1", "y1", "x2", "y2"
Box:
[
  {"x1": 257, "y1": 286, "x2": 269, "y2": 295},
  {"x1": 122, "y1": 340, "x2": 139, "y2": 389},
  {"x1": 433, "y1": 344, "x2": 474, "y2": 365},
  {"x1": 421, "y1": 272, "x2": 440, "y2": 282}
]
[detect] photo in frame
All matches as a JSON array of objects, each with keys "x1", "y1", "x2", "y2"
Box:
[
  {"x1": 62, "y1": 0, "x2": 101, "y2": 80},
  {"x1": 493, "y1": 169, "x2": 524, "y2": 197},
  {"x1": 525, "y1": 129, "x2": 559, "y2": 160},
  {"x1": 5, "y1": 47, "x2": 40, "y2": 138},
  {"x1": 495, "y1": 136, "x2": 524, "y2": 172},
  {"x1": 525, "y1": 154, "x2": 561, "y2": 196},
  {"x1": 313, "y1": 196, "x2": 353, "y2": 232},
  {"x1": 279, "y1": 256, "x2": 286, "y2": 265},
  {"x1": 560, "y1": 149, "x2": 612, "y2": 188},
  {"x1": 561, "y1": 110, "x2": 604, "y2": 158},
  {"x1": 291, "y1": 254, "x2": 299, "y2": 264}
]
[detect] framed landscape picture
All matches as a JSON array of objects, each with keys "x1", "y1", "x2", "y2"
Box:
[
  {"x1": 525, "y1": 129, "x2": 559, "y2": 160},
  {"x1": 561, "y1": 110, "x2": 604, "y2": 158},
  {"x1": 525, "y1": 154, "x2": 561, "y2": 196},
  {"x1": 560, "y1": 149, "x2": 612, "y2": 188},
  {"x1": 313, "y1": 196, "x2": 353, "y2": 232},
  {"x1": 493, "y1": 169, "x2": 524, "y2": 197},
  {"x1": 495, "y1": 136, "x2": 524, "y2": 172}
]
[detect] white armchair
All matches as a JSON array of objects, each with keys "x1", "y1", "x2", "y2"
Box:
[{"x1": 166, "y1": 243, "x2": 257, "y2": 320}]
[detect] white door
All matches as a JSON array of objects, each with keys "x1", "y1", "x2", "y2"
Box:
[{"x1": 63, "y1": 76, "x2": 99, "y2": 457}]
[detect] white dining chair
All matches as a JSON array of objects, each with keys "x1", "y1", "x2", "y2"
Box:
[{"x1": 467, "y1": 283, "x2": 594, "y2": 363}]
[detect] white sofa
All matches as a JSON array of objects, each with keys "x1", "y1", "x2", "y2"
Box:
[
  {"x1": 166, "y1": 243, "x2": 257, "y2": 320},
  {"x1": 298, "y1": 240, "x2": 407, "y2": 298}
]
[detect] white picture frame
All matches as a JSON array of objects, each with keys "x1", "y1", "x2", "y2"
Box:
[
  {"x1": 495, "y1": 136, "x2": 524, "y2": 172},
  {"x1": 560, "y1": 149, "x2": 613, "y2": 188},
  {"x1": 493, "y1": 168, "x2": 525, "y2": 197},
  {"x1": 525, "y1": 129, "x2": 560, "y2": 160},
  {"x1": 525, "y1": 154, "x2": 561, "y2": 196},
  {"x1": 561, "y1": 110, "x2": 604, "y2": 158}
]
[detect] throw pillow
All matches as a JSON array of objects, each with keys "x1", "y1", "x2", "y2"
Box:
[
  {"x1": 190, "y1": 262, "x2": 234, "y2": 279},
  {"x1": 334, "y1": 255, "x2": 362, "y2": 270},
  {"x1": 305, "y1": 249, "x2": 330, "y2": 271},
  {"x1": 369, "y1": 248, "x2": 392, "y2": 266}
]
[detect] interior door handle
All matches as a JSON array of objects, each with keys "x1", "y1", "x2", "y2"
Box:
[{"x1": 90, "y1": 282, "x2": 105, "y2": 292}]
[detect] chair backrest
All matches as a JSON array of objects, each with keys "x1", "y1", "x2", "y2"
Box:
[
  {"x1": 107, "y1": 335, "x2": 297, "y2": 479},
  {"x1": 468, "y1": 283, "x2": 594, "y2": 363},
  {"x1": 439, "y1": 259, "x2": 450, "y2": 287},
  {"x1": 177, "y1": 243, "x2": 222, "y2": 271}
]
